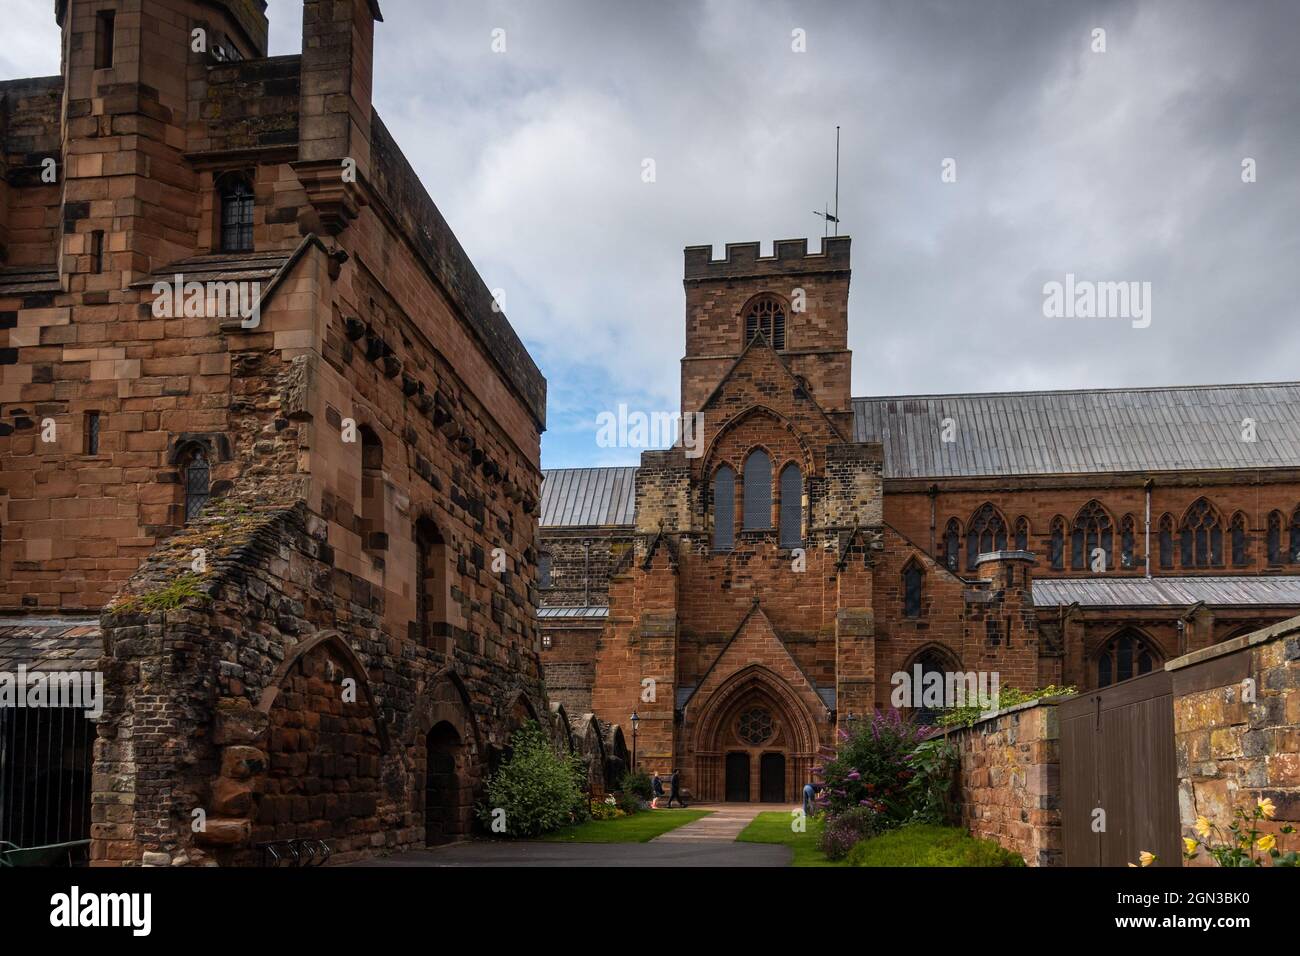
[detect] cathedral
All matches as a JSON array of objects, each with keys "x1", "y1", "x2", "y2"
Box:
[{"x1": 538, "y1": 236, "x2": 1300, "y2": 803}]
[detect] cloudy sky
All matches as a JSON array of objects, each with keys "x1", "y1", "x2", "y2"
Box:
[{"x1": 5, "y1": 1, "x2": 1298, "y2": 468}]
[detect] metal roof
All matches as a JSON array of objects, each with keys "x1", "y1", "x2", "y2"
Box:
[
  {"x1": 1032, "y1": 576, "x2": 1300, "y2": 608},
  {"x1": 853, "y1": 382, "x2": 1300, "y2": 479},
  {"x1": 537, "y1": 606, "x2": 609, "y2": 620},
  {"x1": 540, "y1": 467, "x2": 638, "y2": 527}
]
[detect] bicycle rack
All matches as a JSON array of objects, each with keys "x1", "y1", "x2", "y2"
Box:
[{"x1": 256, "y1": 839, "x2": 331, "y2": 867}]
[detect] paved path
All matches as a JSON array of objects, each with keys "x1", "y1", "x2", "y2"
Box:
[{"x1": 651, "y1": 802, "x2": 794, "y2": 843}]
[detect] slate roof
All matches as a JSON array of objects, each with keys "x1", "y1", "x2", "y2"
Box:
[
  {"x1": 130, "y1": 246, "x2": 301, "y2": 288},
  {"x1": 537, "y1": 606, "x2": 609, "y2": 620},
  {"x1": 852, "y1": 382, "x2": 1300, "y2": 479},
  {"x1": 0, "y1": 265, "x2": 61, "y2": 295},
  {"x1": 1032, "y1": 576, "x2": 1300, "y2": 608},
  {"x1": 539, "y1": 467, "x2": 638, "y2": 527},
  {"x1": 0, "y1": 617, "x2": 102, "y2": 671}
]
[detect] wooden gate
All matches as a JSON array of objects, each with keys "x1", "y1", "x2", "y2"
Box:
[{"x1": 1059, "y1": 669, "x2": 1181, "y2": 866}]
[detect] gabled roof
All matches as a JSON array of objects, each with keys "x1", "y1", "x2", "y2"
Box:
[
  {"x1": 1032, "y1": 575, "x2": 1300, "y2": 608},
  {"x1": 853, "y1": 381, "x2": 1300, "y2": 479},
  {"x1": 540, "y1": 466, "x2": 637, "y2": 527}
]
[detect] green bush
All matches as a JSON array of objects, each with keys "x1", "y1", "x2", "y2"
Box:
[
  {"x1": 818, "y1": 709, "x2": 931, "y2": 824},
  {"x1": 619, "y1": 769, "x2": 653, "y2": 800},
  {"x1": 845, "y1": 824, "x2": 1026, "y2": 867},
  {"x1": 904, "y1": 737, "x2": 959, "y2": 825},
  {"x1": 476, "y1": 720, "x2": 587, "y2": 837}
]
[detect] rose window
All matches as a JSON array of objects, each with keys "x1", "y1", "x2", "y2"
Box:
[{"x1": 737, "y1": 707, "x2": 774, "y2": 746}]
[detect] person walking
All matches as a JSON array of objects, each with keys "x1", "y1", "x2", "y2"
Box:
[
  {"x1": 667, "y1": 768, "x2": 687, "y2": 808},
  {"x1": 651, "y1": 772, "x2": 665, "y2": 809}
]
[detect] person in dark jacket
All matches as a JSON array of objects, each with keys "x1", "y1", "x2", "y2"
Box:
[
  {"x1": 667, "y1": 768, "x2": 687, "y2": 808},
  {"x1": 651, "y1": 772, "x2": 665, "y2": 809}
]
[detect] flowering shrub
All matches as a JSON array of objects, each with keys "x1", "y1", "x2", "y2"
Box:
[
  {"x1": 820, "y1": 806, "x2": 880, "y2": 861},
  {"x1": 817, "y1": 709, "x2": 933, "y2": 825},
  {"x1": 588, "y1": 799, "x2": 625, "y2": 821},
  {"x1": 1181, "y1": 798, "x2": 1297, "y2": 867}
]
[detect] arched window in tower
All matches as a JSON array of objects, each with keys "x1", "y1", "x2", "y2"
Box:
[
  {"x1": 1230, "y1": 512, "x2": 1249, "y2": 567},
  {"x1": 942, "y1": 519, "x2": 961, "y2": 572},
  {"x1": 1014, "y1": 516, "x2": 1029, "y2": 552},
  {"x1": 1179, "y1": 498, "x2": 1222, "y2": 568},
  {"x1": 1071, "y1": 501, "x2": 1113, "y2": 571},
  {"x1": 743, "y1": 296, "x2": 786, "y2": 350},
  {"x1": 742, "y1": 449, "x2": 772, "y2": 530},
  {"x1": 218, "y1": 174, "x2": 254, "y2": 253},
  {"x1": 966, "y1": 503, "x2": 1007, "y2": 568},
  {"x1": 1120, "y1": 514, "x2": 1136, "y2": 569},
  {"x1": 1048, "y1": 516, "x2": 1066, "y2": 570},
  {"x1": 1095, "y1": 629, "x2": 1161, "y2": 688},
  {"x1": 778, "y1": 463, "x2": 802, "y2": 548},
  {"x1": 180, "y1": 445, "x2": 210, "y2": 522},
  {"x1": 1159, "y1": 514, "x2": 1175, "y2": 568},
  {"x1": 712, "y1": 465, "x2": 735, "y2": 550},
  {"x1": 1267, "y1": 510, "x2": 1284, "y2": 564},
  {"x1": 902, "y1": 560, "x2": 924, "y2": 618}
]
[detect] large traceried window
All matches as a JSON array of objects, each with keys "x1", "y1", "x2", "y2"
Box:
[
  {"x1": 1159, "y1": 514, "x2": 1175, "y2": 569},
  {"x1": 1180, "y1": 498, "x2": 1223, "y2": 568},
  {"x1": 1267, "y1": 510, "x2": 1284, "y2": 564},
  {"x1": 942, "y1": 519, "x2": 961, "y2": 572},
  {"x1": 902, "y1": 560, "x2": 924, "y2": 618},
  {"x1": 1096, "y1": 629, "x2": 1161, "y2": 688},
  {"x1": 743, "y1": 296, "x2": 786, "y2": 350},
  {"x1": 742, "y1": 449, "x2": 772, "y2": 530},
  {"x1": 712, "y1": 465, "x2": 735, "y2": 550},
  {"x1": 1291, "y1": 506, "x2": 1300, "y2": 563},
  {"x1": 1048, "y1": 516, "x2": 1066, "y2": 570},
  {"x1": 1120, "y1": 514, "x2": 1136, "y2": 569},
  {"x1": 1014, "y1": 516, "x2": 1029, "y2": 552},
  {"x1": 1072, "y1": 501, "x2": 1113, "y2": 571},
  {"x1": 778, "y1": 463, "x2": 802, "y2": 548},
  {"x1": 966, "y1": 503, "x2": 1007, "y2": 568},
  {"x1": 1230, "y1": 512, "x2": 1249, "y2": 567}
]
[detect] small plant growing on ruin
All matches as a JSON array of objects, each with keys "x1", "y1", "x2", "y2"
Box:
[
  {"x1": 108, "y1": 572, "x2": 211, "y2": 616},
  {"x1": 935, "y1": 684, "x2": 1075, "y2": 729}
]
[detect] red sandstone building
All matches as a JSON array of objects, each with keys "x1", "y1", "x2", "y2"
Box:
[
  {"x1": 0, "y1": 0, "x2": 565, "y2": 864},
  {"x1": 538, "y1": 236, "x2": 1300, "y2": 803}
]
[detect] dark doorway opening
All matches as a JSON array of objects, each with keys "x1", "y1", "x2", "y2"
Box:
[
  {"x1": 0, "y1": 707, "x2": 93, "y2": 861},
  {"x1": 725, "y1": 752, "x2": 750, "y2": 801},
  {"x1": 760, "y1": 752, "x2": 786, "y2": 802},
  {"x1": 424, "y1": 722, "x2": 460, "y2": 846}
]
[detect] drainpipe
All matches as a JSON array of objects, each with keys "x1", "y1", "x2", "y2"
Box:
[
  {"x1": 1144, "y1": 478, "x2": 1153, "y2": 579},
  {"x1": 927, "y1": 484, "x2": 939, "y2": 555}
]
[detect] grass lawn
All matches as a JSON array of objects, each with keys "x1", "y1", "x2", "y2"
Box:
[
  {"x1": 537, "y1": 808, "x2": 711, "y2": 843},
  {"x1": 736, "y1": 811, "x2": 847, "y2": 867},
  {"x1": 846, "y1": 825, "x2": 1026, "y2": 867}
]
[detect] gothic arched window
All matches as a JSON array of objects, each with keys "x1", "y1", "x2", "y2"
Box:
[
  {"x1": 1120, "y1": 514, "x2": 1136, "y2": 569},
  {"x1": 942, "y1": 519, "x2": 961, "y2": 572},
  {"x1": 902, "y1": 560, "x2": 924, "y2": 618},
  {"x1": 180, "y1": 445, "x2": 210, "y2": 522},
  {"x1": 218, "y1": 174, "x2": 254, "y2": 252},
  {"x1": 1159, "y1": 514, "x2": 1175, "y2": 569},
  {"x1": 538, "y1": 552, "x2": 553, "y2": 589},
  {"x1": 743, "y1": 295, "x2": 786, "y2": 350},
  {"x1": 1267, "y1": 510, "x2": 1284, "y2": 564},
  {"x1": 966, "y1": 503, "x2": 1007, "y2": 568},
  {"x1": 1095, "y1": 629, "x2": 1161, "y2": 688},
  {"x1": 1049, "y1": 516, "x2": 1066, "y2": 570},
  {"x1": 1014, "y1": 516, "x2": 1029, "y2": 552},
  {"x1": 907, "y1": 646, "x2": 961, "y2": 725},
  {"x1": 1180, "y1": 498, "x2": 1223, "y2": 568},
  {"x1": 742, "y1": 449, "x2": 772, "y2": 531},
  {"x1": 712, "y1": 465, "x2": 735, "y2": 551},
  {"x1": 778, "y1": 463, "x2": 802, "y2": 548},
  {"x1": 1291, "y1": 507, "x2": 1300, "y2": 564},
  {"x1": 1072, "y1": 501, "x2": 1113, "y2": 571},
  {"x1": 1230, "y1": 512, "x2": 1249, "y2": 567}
]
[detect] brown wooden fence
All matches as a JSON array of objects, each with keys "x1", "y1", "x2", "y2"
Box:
[{"x1": 1059, "y1": 670, "x2": 1181, "y2": 866}]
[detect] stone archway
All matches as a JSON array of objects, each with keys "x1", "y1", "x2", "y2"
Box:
[
  {"x1": 690, "y1": 665, "x2": 820, "y2": 803},
  {"x1": 409, "y1": 667, "x2": 482, "y2": 846}
]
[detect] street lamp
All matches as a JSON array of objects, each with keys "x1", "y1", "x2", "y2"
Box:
[{"x1": 630, "y1": 710, "x2": 640, "y2": 773}]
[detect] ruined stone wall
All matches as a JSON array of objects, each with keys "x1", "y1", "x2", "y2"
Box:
[
  {"x1": 1169, "y1": 615, "x2": 1300, "y2": 864},
  {"x1": 944, "y1": 699, "x2": 1063, "y2": 867}
]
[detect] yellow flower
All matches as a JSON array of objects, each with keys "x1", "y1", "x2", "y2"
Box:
[
  {"x1": 1258, "y1": 797, "x2": 1277, "y2": 820},
  {"x1": 1195, "y1": 815, "x2": 1212, "y2": 837},
  {"x1": 1257, "y1": 834, "x2": 1277, "y2": 852},
  {"x1": 1183, "y1": 837, "x2": 1198, "y2": 854},
  {"x1": 1139, "y1": 851, "x2": 1156, "y2": 867}
]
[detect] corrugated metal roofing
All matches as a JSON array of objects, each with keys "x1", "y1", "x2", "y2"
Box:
[
  {"x1": 853, "y1": 382, "x2": 1300, "y2": 478},
  {"x1": 1033, "y1": 576, "x2": 1300, "y2": 608},
  {"x1": 540, "y1": 467, "x2": 637, "y2": 527},
  {"x1": 537, "y1": 606, "x2": 609, "y2": 619}
]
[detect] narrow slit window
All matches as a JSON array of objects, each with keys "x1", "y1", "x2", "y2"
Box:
[
  {"x1": 84, "y1": 411, "x2": 100, "y2": 455},
  {"x1": 95, "y1": 10, "x2": 116, "y2": 69}
]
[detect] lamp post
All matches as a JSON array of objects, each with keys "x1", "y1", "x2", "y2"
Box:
[{"x1": 630, "y1": 710, "x2": 640, "y2": 774}]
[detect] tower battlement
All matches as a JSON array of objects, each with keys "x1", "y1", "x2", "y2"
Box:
[{"x1": 683, "y1": 235, "x2": 850, "y2": 281}]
